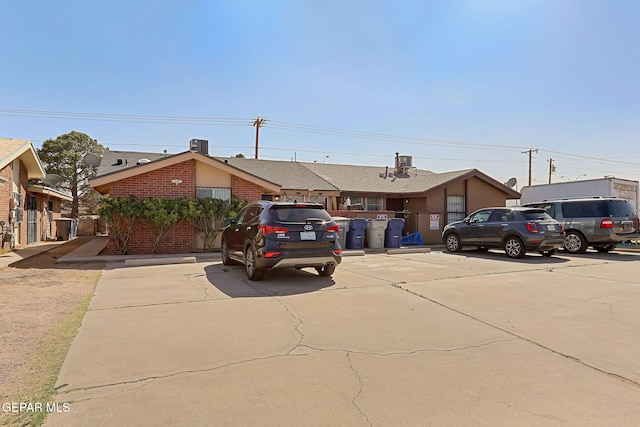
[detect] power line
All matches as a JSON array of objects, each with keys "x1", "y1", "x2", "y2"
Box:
[
  {"x1": 0, "y1": 108, "x2": 248, "y2": 126},
  {"x1": 6, "y1": 107, "x2": 640, "y2": 172}
]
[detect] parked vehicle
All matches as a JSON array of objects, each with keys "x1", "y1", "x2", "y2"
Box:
[
  {"x1": 442, "y1": 207, "x2": 565, "y2": 258},
  {"x1": 522, "y1": 197, "x2": 639, "y2": 253},
  {"x1": 520, "y1": 177, "x2": 639, "y2": 214},
  {"x1": 221, "y1": 201, "x2": 342, "y2": 280}
]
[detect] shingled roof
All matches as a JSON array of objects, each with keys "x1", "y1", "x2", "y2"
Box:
[
  {"x1": 217, "y1": 157, "x2": 339, "y2": 191},
  {"x1": 92, "y1": 149, "x2": 520, "y2": 198}
]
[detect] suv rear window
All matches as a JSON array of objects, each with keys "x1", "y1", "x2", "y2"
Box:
[
  {"x1": 607, "y1": 199, "x2": 636, "y2": 217},
  {"x1": 523, "y1": 210, "x2": 553, "y2": 221},
  {"x1": 561, "y1": 201, "x2": 607, "y2": 218},
  {"x1": 269, "y1": 206, "x2": 332, "y2": 223}
]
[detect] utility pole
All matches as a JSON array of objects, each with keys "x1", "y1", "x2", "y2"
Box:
[
  {"x1": 522, "y1": 148, "x2": 538, "y2": 186},
  {"x1": 251, "y1": 117, "x2": 267, "y2": 159},
  {"x1": 547, "y1": 158, "x2": 555, "y2": 184}
]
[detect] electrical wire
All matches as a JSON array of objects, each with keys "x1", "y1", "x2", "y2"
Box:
[{"x1": 4, "y1": 107, "x2": 640, "y2": 172}]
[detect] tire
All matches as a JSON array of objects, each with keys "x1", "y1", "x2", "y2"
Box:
[
  {"x1": 564, "y1": 232, "x2": 588, "y2": 254},
  {"x1": 244, "y1": 246, "x2": 264, "y2": 281},
  {"x1": 504, "y1": 236, "x2": 525, "y2": 259},
  {"x1": 316, "y1": 265, "x2": 336, "y2": 276},
  {"x1": 445, "y1": 233, "x2": 463, "y2": 252},
  {"x1": 594, "y1": 244, "x2": 615, "y2": 253},
  {"x1": 221, "y1": 237, "x2": 237, "y2": 266}
]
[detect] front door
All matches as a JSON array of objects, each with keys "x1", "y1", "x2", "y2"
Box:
[{"x1": 27, "y1": 195, "x2": 38, "y2": 244}]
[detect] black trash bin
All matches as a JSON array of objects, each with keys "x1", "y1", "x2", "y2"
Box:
[
  {"x1": 385, "y1": 218, "x2": 405, "y2": 248},
  {"x1": 346, "y1": 218, "x2": 368, "y2": 249}
]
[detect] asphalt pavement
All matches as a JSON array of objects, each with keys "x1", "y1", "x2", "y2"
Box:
[{"x1": 40, "y1": 246, "x2": 640, "y2": 426}]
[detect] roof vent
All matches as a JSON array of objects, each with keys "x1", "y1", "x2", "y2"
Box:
[
  {"x1": 190, "y1": 139, "x2": 209, "y2": 155},
  {"x1": 137, "y1": 158, "x2": 151, "y2": 165}
]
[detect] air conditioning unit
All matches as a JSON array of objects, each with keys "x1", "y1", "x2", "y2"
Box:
[
  {"x1": 398, "y1": 155, "x2": 413, "y2": 168},
  {"x1": 190, "y1": 139, "x2": 209, "y2": 155}
]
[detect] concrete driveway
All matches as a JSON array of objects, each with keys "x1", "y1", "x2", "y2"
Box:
[{"x1": 46, "y1": 250, "x2": 640, "y2": 426}]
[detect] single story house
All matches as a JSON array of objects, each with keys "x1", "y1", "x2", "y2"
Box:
[
  {"x1": 91, "y1": 142, "x2": 520, "y2": 253},
  {"x1": 0, "y1": 138, "x2": 73, "y2": 247}
]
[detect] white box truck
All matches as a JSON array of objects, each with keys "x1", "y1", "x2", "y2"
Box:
[{"x1": 520, "y1": 177, "x2": 640, "y2": 213}]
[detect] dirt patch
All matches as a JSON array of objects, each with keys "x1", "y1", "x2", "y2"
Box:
[{"x1": 0, "y1": 238, "x2": 105, "y2": 403}]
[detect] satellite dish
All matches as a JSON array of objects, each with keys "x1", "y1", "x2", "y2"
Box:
[
  {"x1": 84, "y1": 153, "x2": 100, "y2": 168},
  {"x1": 43, "y1": 173, "x2": 61, "y2": 186},
  {"x1": 506, "y1": 177, "x2": 517, "y2": 188}
]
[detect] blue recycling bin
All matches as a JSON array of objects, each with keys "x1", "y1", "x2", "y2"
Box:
[
  {"x1": 385, "y1": 218, "x2": 405, "y2": 248},
  {"x1": 346, "y1": 218, "x2": 368, "y2": 249}
]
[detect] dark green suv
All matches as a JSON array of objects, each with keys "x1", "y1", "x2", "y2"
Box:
[{"x1": 522, "y1": 197, "x2": 639, "y2": 253}]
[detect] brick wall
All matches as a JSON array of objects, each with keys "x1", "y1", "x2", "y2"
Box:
[
  {"x1": 0, "y1": 165, "x2": 10, "y2": 225},
  {"x1": 102, "y1": 160, "x2": 268, "y2": 255},
  {"x1": 110, "y1": 160, "x2": 197, "y2": 198},
  {"x1": 231, "y1": 175, "x2": 264, "y2": 202},
  {"x1": 16, "y1": 162, "x2": 28, "y2": 247},
  {"x1": 103, "y1": 219, "x2": 194, "y2": 255}
]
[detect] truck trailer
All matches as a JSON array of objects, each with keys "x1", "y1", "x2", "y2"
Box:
[{"x1": 520, "y1": 177, "x2": 639, "y2": 213}]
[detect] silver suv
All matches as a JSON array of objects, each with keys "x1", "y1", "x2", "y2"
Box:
[{"x1": 522, "y1": 197, "x2": 639, "y2": 253}]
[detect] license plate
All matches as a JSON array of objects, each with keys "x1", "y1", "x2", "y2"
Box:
[
  {"x1": 547, "y1": 225, "x2": 556, "y2": 231},
  {"x1": 623, "y1": 223, "x2": 631, "y2": 230},
  {"x1": 300, "y1": 231, "x2": 316, "y2": 240}
]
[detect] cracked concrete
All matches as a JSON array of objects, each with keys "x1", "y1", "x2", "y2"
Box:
[{"x1": 46, "y1": 250, "x2": 640, "y2": 426}]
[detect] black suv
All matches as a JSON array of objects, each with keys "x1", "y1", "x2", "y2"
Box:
[
  {"x1": 221, "y1": 201, "x2": 342, "y2": 280},
  {"x1": 523, "y1": 197, "x2": 639, "y2": 253}
]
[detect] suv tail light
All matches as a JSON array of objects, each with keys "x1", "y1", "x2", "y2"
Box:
[
  {"x1": 259, "y1": 225, "x2": 289, "y2": 235},
  {"x1": 600, "y1": 218, "x2": 613, "y2": 229},
  {"x1": 326, "y1": 225, "x2": 339, "y2": 233},
  {"x1": 526, "y1": 223, "x2": 539, "y2": 233}
]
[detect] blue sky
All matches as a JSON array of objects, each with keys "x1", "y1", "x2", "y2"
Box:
[{"x1": 2, "y1": 0, "x2": 639, "y2": 189}]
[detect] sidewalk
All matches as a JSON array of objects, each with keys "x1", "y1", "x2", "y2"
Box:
[{"x1": 0, "y1": 240, "x2": 67, "y2": 268}]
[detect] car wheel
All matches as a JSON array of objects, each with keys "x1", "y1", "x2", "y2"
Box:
[
  {"x1": 221, "y1": 237, "x2": 237, "y2": 266},
  {"x1": 244, "y1": 246, "x2": 264, "y2": 281},
  {"x1": 445, "y1": 233, "x2": 463, "y2": 252},
  {"x1": 564, "y1": 232, "x2": 588, "y2": 254},
  {"x1": 315, "y1": 265, "x2": 336, "y2": 276},
  {"x1": 504, "y1": 236, "x2": 525, "y2": 259},
  {"x1": 594, "y1": 244, "x2": 615, "y2": 253}
]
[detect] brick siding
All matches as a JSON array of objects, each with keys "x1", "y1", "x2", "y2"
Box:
[
  {"x1": 230, "y1": 175, "x2": 264, "y2": 202},
  {"x1": 110, "y1": 160, "x2": 197, "y2": 199},
  {"x1": 0, "y1": 165, "x2": 10, "y2": 225},
  {"x1": 102, "y1": 160, "x2": 267, "y2": 254}
]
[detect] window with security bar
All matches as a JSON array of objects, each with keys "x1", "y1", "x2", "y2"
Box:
[
  {"x1": 447, "y1": 195, "x2": 465, "y2": 224},
  {"x1": 196, "y1": 187, "x2": 231, "y2": 201}
]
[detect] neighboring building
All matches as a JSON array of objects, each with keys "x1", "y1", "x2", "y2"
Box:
[
  {"x1": 92, "y1": 145, "x2": 520, "y2": 252},
  {"x1": 0, "y1": 138, "x2": 73, "y2": 247}
]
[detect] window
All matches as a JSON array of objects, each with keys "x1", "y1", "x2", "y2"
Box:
[
  {"x1": 345, "y1": 196, "x2": 383, "y2": 211},
  {"x1": 469, "y1": 210, "x2": 491, "y2": 223},
  {"x1": 366, "y1": 197, "x2": 383, "y2": 211},
  {"x1": 447, "y1": 195, "x2": 465, "y2": 224},
  {"x1": 196, "y1": 187, "x2": 231, "y2": 201}
]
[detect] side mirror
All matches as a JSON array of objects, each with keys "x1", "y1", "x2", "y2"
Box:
[{"x1": 464, "y1": 217, "x2": 471, "y2": 224}]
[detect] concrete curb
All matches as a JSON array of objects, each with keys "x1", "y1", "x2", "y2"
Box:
[
  {"x1": 386, "y1": 247, "x2": 432, "y2": 255},
  {"x1": 124, "y1": 257, "x2": 197, "y2": 267}
]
